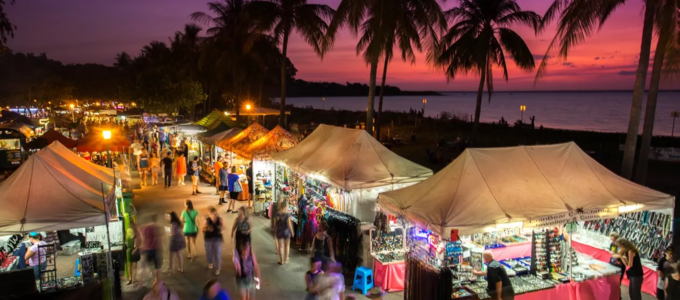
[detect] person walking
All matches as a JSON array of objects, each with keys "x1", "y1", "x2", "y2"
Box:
[
  {"x1": 304, "y1": 257, "x2": 324, "y2": 300},
  {"x1": 665, "y1": 261, "x2": 680, "y2": 300},
  {"x1": 233, "y1": 240, "x2": 260, "y2": 300},
  {"x1": 138, "y1": 148, "x2": 150, "y2": 186},
  {"x1": 149, "y1": 152, "x2": 160, "y2": 186},
  {"x1": 161, "y1": 151, "x2": 173, "y2": 188},
  {"x1": 181, "y1": 200, "x2": 199, "y2": 260},
  {"x1": 203, "y1": 207, "x2": 225, "y2": 275},
  {"x1": 159, "y1": 129, "x2": 167, "y2": 151},
  {"x1": 658, "y1": 246, "x2": 675, "y2": 300},
  {"x1": 141, "y1": 214, "x2": 162, "y2": 282},
  {"x1": 213, "y1": 156, "x2": 224, "y2": 195},
  {"x1": 176, "y1": 152, "x2": 187, "y2": 186},
  {"x1": 167, "y1": 211, "x2": 186, "y2": 274},
  {"x1": 615, "y1": 238, "x2": 644, "y2": 300},
  {"x1": 199, "y1": 279, "x2": 231, "y2": 300},
  {"x1": 191, "y1": 156, "x2": 202, "y2": 195},
  {"x1": 231, "y1": 207, "x2": 253, "y2": 248},
  {"x1": 311, "y1": 221, "x2": 335, "y2": 263},
  {"x1": 227, "y1": 167, "x2": 242, "y2": 213},
  {"x1": 218, "y1": 163, "x2": 230, "y2": 206},
  {"x1": 245, "y1": 162, "x2": 254, "y2": 209},
  {"x1": 273, "y1": 202, "x2": 294, "y2": 265},
  {"x1": 317, "y1": 262, "x2": 345, "y2": 300},
  {"x1": 143, "y1": 280, "x2": 181, "y2": 300},
  {"x1": 126, "y1": 223, "x2": 141, "y2": 286}
]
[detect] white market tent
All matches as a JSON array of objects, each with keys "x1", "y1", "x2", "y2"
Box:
[
  {"x1": 0, "y1": 142, "x2": 114, "y2": 233},
  {"x1": 271, "y1": 124, "x2": 432, "y2": 221},
  {"x1": 378, "y1": 142, "x2": 674, "y2": 236}
]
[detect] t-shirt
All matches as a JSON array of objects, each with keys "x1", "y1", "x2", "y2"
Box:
[
  {"x1": 159, "y1": 131, "x2": 166, "y2": 142},
  {"x1": 182, "y1": 210, "x2": 199, "y2": 234},
  {"x1": 191, "y1": 161, "x2": 200, "y2": 176},
  {"x1": 486, "y1": 260, "x2": 513, "y2": 293},
  {"x1": 219, "y1": 168, "x2": 230, "y2": 187},
  {"x1": 198, "y1": 290, "x2": 230, "y2": 300},
  {"x1": 318, "y1": 273, "x2": 345, "y2": 300},
  {"x1": 131, "y1": 143, "x2": 143, "y2": 156},
  {"x1": 214, "y1": 161, "x2": 223, "y2": 177},
  {"x1": 658, "y1": 257, "x2": 675, "y2": 289},
  {"x1": 228, "y1": 173, "x2": 240, "y2": 192},
  {"x1": 141, "y1": 225, "x2": 160, "y2": 250},
  {"x1": 162, "y1": 157, "x2": 173, "y2": 171},
  {"x1": 28, "y1": 241, "x2": 47, "y2": 267}
]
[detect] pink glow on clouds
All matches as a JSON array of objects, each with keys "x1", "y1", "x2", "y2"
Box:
[{"x1": 6, "y1": 0, "x2": 675, "y2": 90}]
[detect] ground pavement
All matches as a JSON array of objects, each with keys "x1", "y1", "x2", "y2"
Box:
[{"x1": 121, "y1": 173, "x2": 651, "y2": 300}]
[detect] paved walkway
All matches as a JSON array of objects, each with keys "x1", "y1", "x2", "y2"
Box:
[{"x1": 122, "y1": 174, "x2": 401, "y2": 300}]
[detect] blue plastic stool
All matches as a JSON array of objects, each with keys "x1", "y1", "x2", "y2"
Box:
[
  {"x1": 352, "y1": 266, "x2": 374, "y2": 295},
  {"x1": 74, "y1": 258, "x2": 81, "y2": 277}
]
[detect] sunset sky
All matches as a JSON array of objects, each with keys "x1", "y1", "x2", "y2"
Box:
[{"x1": 6, "y1": 0, "x2": 675, "y2": 91}]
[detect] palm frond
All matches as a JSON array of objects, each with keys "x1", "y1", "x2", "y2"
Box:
[{"x1": 498, "y1": 28, "x2": 535, "y2": 71}]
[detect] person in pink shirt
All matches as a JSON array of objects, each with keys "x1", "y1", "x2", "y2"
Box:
[{"x1": 141, "y1": 214, "x2": 162, "y2": 282}]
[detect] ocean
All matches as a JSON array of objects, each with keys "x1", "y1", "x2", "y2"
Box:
[{"x1": 279, "y1": 91, "x2": 680, "y2": 136}]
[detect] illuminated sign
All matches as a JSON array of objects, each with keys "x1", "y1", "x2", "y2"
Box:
[
  {"x1": 38, "y1": 119, "x2": 49, "y2": 125},
  {"x1": 414, "y1": 229, "x2": 430, "y2": 239}
]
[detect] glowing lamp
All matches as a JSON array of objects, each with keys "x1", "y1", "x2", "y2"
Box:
[
  {"x1": 103, "y1": 130, "x2": 112, "y2": 140},
  {"x1": 69, "y1": 104, "x2": 75, "y2": 109},
  {"x1": 246, "y1": 104, "x2": 252, "y2": 110}
]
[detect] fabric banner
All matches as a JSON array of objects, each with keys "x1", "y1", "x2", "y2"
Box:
[{"x1": 524, "y1": 208, "x2": 619, "y2": 229}]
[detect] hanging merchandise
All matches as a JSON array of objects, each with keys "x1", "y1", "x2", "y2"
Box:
[
  {"x1": 370, "y1": 227, "x2": 405, "y2": 264},
  {"x1": 323, "y1": 208, "x2": 362, "y2": 273}
]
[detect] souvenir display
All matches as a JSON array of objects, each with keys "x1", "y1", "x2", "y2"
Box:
[{"x1": 370, "y1": 227, "x2": 405, "y2": 258}]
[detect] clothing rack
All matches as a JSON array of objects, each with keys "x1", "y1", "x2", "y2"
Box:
[{"x1": 323, "y1": 208, "x2": 362, "y2": 273}]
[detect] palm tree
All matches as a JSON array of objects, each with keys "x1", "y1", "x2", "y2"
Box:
[
  {"x1": 372, "y1": 0, "x2": 446, "y2": 140},
  {"x1": 537, "y1": 0, "x2": 654, "y2": 180},
  {"x1": 0, "y1": 0, "x2": 15, "y2": 49},
  {"x1": 634, "y1": 0, "x2": 680, "y2": 183},
  {"x1": 324, "y1": 0, "x2": 444, "y2": 136},
  {"x1": 191, "y1": 0, "x2": 269, "y2": 117},
  {"x1": 170, "y1": 24, "x2": 203, "y2": 120},
  {"x1": 247, "y1": 0, "x2": 335, "y2": 127},
  {"x1": 436, "y1": 0, "x2": 540, "y2": 144}
]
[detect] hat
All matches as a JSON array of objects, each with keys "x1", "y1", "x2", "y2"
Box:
[
  {"x1": 29, "y1": 232, "x2": 39, "y2": 237},
  {"x1": 366, "y1": 287, "x2": 386, "y2": 299}
]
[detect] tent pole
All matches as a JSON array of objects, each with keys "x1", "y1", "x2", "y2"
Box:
[{"x1": 101, "y1": 183, "x2": 115, "y2": 300}]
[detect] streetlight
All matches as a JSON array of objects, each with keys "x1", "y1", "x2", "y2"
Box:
[
  {"x1": 69, "y1": 104, "x2": 75, "y2": 122},
  {"x1": 672, "y1": 111, "x2": 679, "y2": 137},
  {"x1": 322, "y1": 97, "x2": 326, "y2": 110},
  {"x1": 520, "y1": 105, "x2": 526, "y2": 123},
  {"x1": 245, "y1": 104, "x2": 252, "y2": 126},
  {"x1": 103, "y1": 130, "x2": 112, "y2": 168}
]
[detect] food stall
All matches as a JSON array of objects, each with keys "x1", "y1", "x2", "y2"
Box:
[
  {"x1": 270, "y1": 124, "x2": 432, "y2": 273},
  {"x1": 377, "y1": 142, "x2": 674, "y2": 300},
  {"x1": 0, "y1": 142, "x2": 123, "y2": 297}
]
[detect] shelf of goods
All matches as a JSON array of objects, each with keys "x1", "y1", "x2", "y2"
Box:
[{"x1": 371, "y1": 227, "x2": 407, "y2": 292}]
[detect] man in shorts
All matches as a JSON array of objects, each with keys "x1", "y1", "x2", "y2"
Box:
[
  {"x1": 191, "y1": 156, "x2": 202, "y2": 195},
  {"x1": 141, "y1": 214, "x2": 161, "y2": 282},
  {"x1": 214, "y1": 156, "x2": 223, "y2": 195},
  {"x1": 218, "y1": 162, "x2": 230, "y2": 206}
]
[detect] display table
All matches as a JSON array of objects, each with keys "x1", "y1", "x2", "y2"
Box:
[
  {"x1": 516, "y1": 275, "x2": 620, "y2": 300},
  {"x1": 374, "y1": 260, "x2": 405, "y2": 292},
  {"x1": 489, "y1": 243, "x2": 532, "y2": 261},
  {"x1": 572, "y1": 240, "x2": 657, "y2": 296}
]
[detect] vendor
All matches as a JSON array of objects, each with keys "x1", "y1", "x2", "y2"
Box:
[
  {"x1": 472, "y1": 251, "x2": 514, "y2": 300},
  {"x1": 24, "y1": 232, "x2": 47, "y2": 280}
]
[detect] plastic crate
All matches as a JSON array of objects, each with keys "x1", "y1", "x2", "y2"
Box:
[{"x1": 61, "y1": 240, "x2": 81, "y2": 256}]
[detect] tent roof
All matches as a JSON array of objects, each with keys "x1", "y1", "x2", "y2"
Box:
[
  {"x1": 76, "y1": 128, "x2": 131, "y2": 152},
  {"x1": 198, "y1": 122, "x2": 233, "y2": 138},
  {"x1": 216, "y1": 122, "x2": 269, "y2": 152},
  {"x1": 377, "y1": 142, "x2": 674, "y2": 236},
  {"x1": 237, "y1": 126, "x2": 298, "y2": 160},
  {"x1": 39, "y1": 129, "x2": 77, "y2": 148},
  {"x1": 270, "y1": 124, "x2": 433, "y2": 190},
  {"x1": 0, "y1": 121, "x2": 34, "y2": 138},
  {"x1": 195, "y1": 110, "x2": 238, "y2": 129},
  {"x1": 228, "y1": 107, "x2": 290, "y2": 116},
  {"x1": 0, "y1": 143, "x2": 110, "y2": 233},
  {"x1": 199, "y1": 128, "x2": 242, "y2": 146}
]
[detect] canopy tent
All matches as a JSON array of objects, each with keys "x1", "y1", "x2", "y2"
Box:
[
  {"x1": 0, "y1": 121, "x2": 34, "y2": 138},
  {"x1": 237, "y1": 126, "x2": 298, "y2": 160},
  {"x1": 195, "y1": 109, "x2": 238, "y2": 129},
  {"x1": 0, "y1": 110, "x2": 35, "y2": 128},
  {"x1": 228, "y1": 107, "x2": 290, "y2": 116},
  {"x1": 76, "y1": 128, "x2": 131, "y2": 152},
  {"x1": 197, "y1": 122, "x2": 233, "y2": 138},
  {"x1": 378, "y1": 142, "x2": 674, "y2": 236},
  {"x1": 199, "y1": 128, "x2": 242, "y2": 146},
  {"x1": 0, "y1": 143, "x2": 112, "y2": 233},
  {"x1": 37, "y1": 129, "x2": 77, "y2": 148},
  {"x1": 42, "y1": 141, "x2": 116, "y2": 184},
  {"x1": 216, "y1": 122, "x2": 269, "y2": 152},
  {"x1": 271, "y1": 124, "x2": 433, "y2": 190}
]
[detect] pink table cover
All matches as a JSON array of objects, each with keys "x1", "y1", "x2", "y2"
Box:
[
  {"x1": 374, "y1": 260, "x2": 406, "y2": 292},
  {"x1": 516, "y1": 275, "x2": 620, "y2": 300},
  {"x1": 489, "y1": 243, "x2": 532, "y2": 261},
  {"x1": 572, "y1": 240, "x2": 657, "y2": 296}
]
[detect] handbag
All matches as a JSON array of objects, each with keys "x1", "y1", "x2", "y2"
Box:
[{"x1": 234, "y1": 181, "x2": 243, "y2": 193}]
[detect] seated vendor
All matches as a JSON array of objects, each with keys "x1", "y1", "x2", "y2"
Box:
[{"x1": 472, "y1": 251, "x2": 514, "y2": 300}]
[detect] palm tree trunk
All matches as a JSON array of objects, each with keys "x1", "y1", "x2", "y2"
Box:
[
  {"x1": 621, "y1": 0, "x2": 656, "y2": 179},
  {"x1": 366, "y1": 57, "x2": 379, "y2": 136},
  {"x1": 634, "y1": 10, "x2": 671, "y2": 184},
  {"x1": 471, "y1": 63, "x2": 487, "y2": 145},
  {"x1": 376, "y1": 53, "x2": 389, "y2": 141},
  {"x1": 279, "y1": 31, "x2": 290, "y2": 128}
]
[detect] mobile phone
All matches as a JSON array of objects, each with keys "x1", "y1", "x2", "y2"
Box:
[{"x1": 254, "y1": 277, "x2": 260, "y2": 290}]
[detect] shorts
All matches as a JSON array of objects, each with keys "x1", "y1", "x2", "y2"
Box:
[
  {"x1": 236, "y1": 276, "x2": 255, "y2": 292},
  {"x1": 230, "y1": 191, "x2": 240, "y2": 200},
  {"x1": 128, "y1": 248, "x2": 141, "y2": 263},
  {"x1": 145, "y1": 249, "x2": 161, "y2": 270},
  {"x1": 152, "y1": 166, "x2": 160, "y2": 174},
  {"x1": 219, "y1": 185, "x2": 229, "y2": 192},
  {"x1": 192, "y1": 175, "x2": 199, "y2": 185},
  {"x1": 139, "y1": 167, "x2": 149, "y2": 172},
  {"x1": 184, "y1": 232, "x2": 197, "y2": 237}
]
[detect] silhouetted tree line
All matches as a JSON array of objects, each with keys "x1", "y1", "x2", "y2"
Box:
[{"x1": 285, "y1": 79, "x2": 440, "y2": 97}]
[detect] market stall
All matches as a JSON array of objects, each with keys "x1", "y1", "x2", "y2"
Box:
[
  {"x1": 195, "y1": 109, "x2": 238, "y2": 130},
  {"x1": 377, "y1": 142, "x2": 674, "y2": 299},
  {"x1": 0, "y1": 121, "x2": 34, "y2": 169}
]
